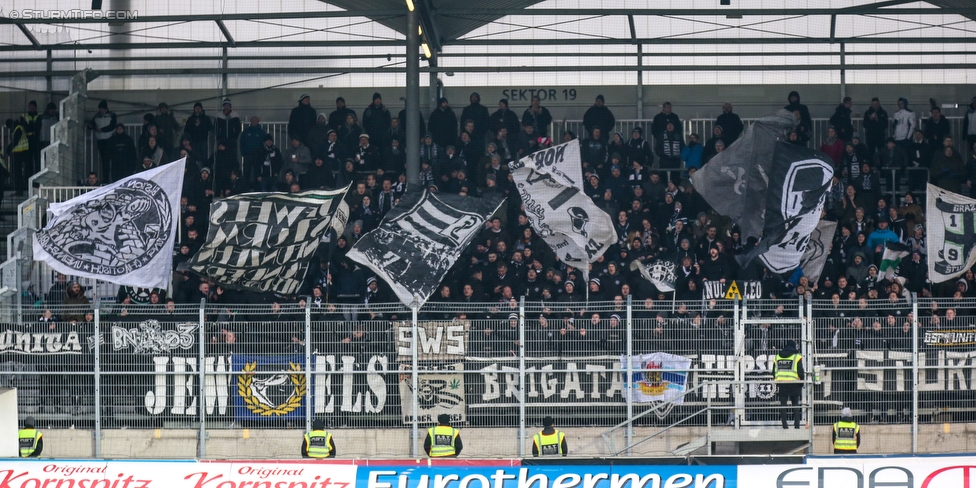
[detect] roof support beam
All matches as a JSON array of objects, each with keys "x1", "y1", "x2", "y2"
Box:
[
  {"x1": 0, "y1": 10, "x2": 405, "y2": 25},
  {"x1": 16, "y1": 24, "x2": 40, "y2": 48},
  {"x1": 1, "y1": 36, "x2": 973, "y2": 53},
  {"x1": 215, "y1": 20, "x2": 235, "y2": 46},
  {"x1": 0, "y1": 63, "x2": 973, "y2": 78},
  {"x1": 439, "y1": 7, "x2": 976, "y2": 16}
]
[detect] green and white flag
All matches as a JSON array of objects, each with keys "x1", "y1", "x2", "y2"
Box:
[{"x1": 880, "y1": 241, "x2": 910, "y2": 280}]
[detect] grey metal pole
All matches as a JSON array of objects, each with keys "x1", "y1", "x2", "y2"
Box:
[
  {"x1": 46, "y1": 50, "x2": 53, "y2": 98},
  {"x1": 411, "y1": 297, "x2": 420, "y2": 458},
  {"x1": 198, "y1": 298, "x2": 206, "y2": 459},
  {"x1": 429, "y1": 62, "x2": 438, "y2": 117},
  {"x1": 405, "y1": 9, "x2": 421, "y2": 186},
  {"x1": 625, "y1": 294, "x2": 634, "y2": 455},
  {"x1": 305, "y1": 298, "x2": 313, "y2": 434},
  {"x1": 93, "y1": 298, "x2": 102, "y2": 458},
  {"x1": 911, "y1": 293, "x2": 919, "y2": 453},
  {"x1": 840, "y1": 43, "x2": 847, "y2": 99},
  {"x1": 221, "y1": 47, "x2": 229, "y2": 99},
  {"x1": 636, "y1": 45, "x2": 643, "y2": 120},
  {"x1": 518, "y1": 297, "x2": 526, "y2": 457}
]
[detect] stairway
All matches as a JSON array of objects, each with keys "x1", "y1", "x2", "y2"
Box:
[{"x1": 672, "y1": 428, "x2": 811, "y2": 456}]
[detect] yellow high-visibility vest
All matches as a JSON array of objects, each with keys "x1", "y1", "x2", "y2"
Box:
[
  {"x1": 533, "y1": 430, "x2": 565, "y2": 456},
  {"x1": 428, "y1": 426, "x2": 458, "y2": 457},
  {"x1": 774, "y1": 354, "x2": 801, "y2": 382},
  {"x1": 18, "y1": 428, "x2": 41, "y2": 457},
  {"x1": 833, "y1": 421, "x2": 859, "y2": 451},
  {"x1": 304, "y1": 430, "x2": 333, "y2": 458}
]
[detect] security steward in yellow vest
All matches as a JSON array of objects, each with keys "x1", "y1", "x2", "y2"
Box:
[
  {"x1": 5, "y1": 116, "x2": 29, "y2": 196},
  {"x1": 301, "y1": 419, "x2": 336, "y2": 458},
  {"x1": 18, "y1": 416, "x2": 43, "y2": 458},
  {"x1": 532, "y1": 416, "x2": 568, "y2": 457},
  {"x1": 424, "y1": 414, "x2": 462, "y2": 458},
  {"x1": 772, "y1": 340, "x2": 805, "y2": 429},
  {"x1": 832, "y1": 408, "x2": 861, "y2": 454}
]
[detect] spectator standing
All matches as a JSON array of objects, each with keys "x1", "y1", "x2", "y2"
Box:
[
  {"x1": 22, "y1": 101, "x2": 40, "y2": 176},
  {"x1": 38, "y1": 102, "x2": 59, "y2": 153},
  {"x1": 329, "y1": 97, "x2": 355, "y2": 133},
  {"x1": 5, "y1": 116, "x2": 30, "y2": 196},
  {"x1": 108, "y1": 124, "x2": 137, "y2": 181},
  {"x1": 891, "y1": 98, "x2": 916, "y2": 149},
  {"x1": 627, "y1": 127, "x2": 652, "y2": 167},
  {"x1": 240, "y1": 116, "x2": 267, "y2": 162},
  {"x1": 583, "y1": 95, "x2": 615, "y2": 142},
  {"x1": 522, "y1": 95, "x2": 553, "y2": 137},
  {"x1": 924, "y1": 106, "x2": 951, "y2": 153},
  {"x1": 362, "y1": 92, "x2": 392, "y2": 149},
  {"x1": 651, "y1": 102, "x2": 682, "y2": 144},
  {"x1": 214, "y1": 99, "x2": 242, "y2": 159},
  {"x1": 183, "y1": 102, "x2": 213, "y2": 159},
  {"x1": 429, "y1": 97, "x2": 458, "y2": 150},
  {"x1": 716, "y1": 102, "x2": 744, "y2": 143},
  {"x1": 862, "y1": 98, "x2": 889, "y2": 155},
  {"x1": 460, "y1": 92, "x2": 490, "y2": 142},
  {"x1": 965, "y1": 96, "x2": 976, "y2": 155},
  {"x1": 829, "y1": 97, "x2": 854, "y2": 143},
  {"x1": 89, "y1": 100, "x2": 117, "y2": 180},
  {"x1": 289, "y1": 94, "x2": 317, "y2": 146},
  {"x1": 785, "y1": 91, "x2": 813, "y2": 138},
  {"x1": 154, "y1": 102, "x2": 181, "y2": 150},
  {"x1": 489, "y1": 99, "x2": 521, "y2": 142},
  {"x1": 681, "y1": 133, "x2": 703, "y2": 172}
]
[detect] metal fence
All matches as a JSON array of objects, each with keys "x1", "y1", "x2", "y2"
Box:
[{"x1": 3, "y1": 295, "x2": 974, "y2": 458}]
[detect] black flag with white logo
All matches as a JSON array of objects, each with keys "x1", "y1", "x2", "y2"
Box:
[
  {"x1": 347, "y1": 190, "x2": 504, "y2": 307},
  {"x1": 739, "y1": 141, "x2": 834, "y2": 273}
]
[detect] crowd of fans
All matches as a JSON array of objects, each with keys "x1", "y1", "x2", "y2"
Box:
[{"x1": 7, "y1": 91, "x2": 976, "y2": 351}]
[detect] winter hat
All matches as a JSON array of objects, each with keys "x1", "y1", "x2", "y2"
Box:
[
  {"x1": 590, "y1": 278, "x2": 601, "y2": 286},
  {"x1": 299, "y1": 94, "x2": 310, "y2": 103},
  {"x1": 632, "y1": 127, "x2": 643, "y2": 135},
  {"x1": 98, "y1": 100, "x2": 108, "y2": 109},
  {"x1": 318, "y1": 112, "x2": 327, "y2": 120},
  {"x1": 438, "y1": 97, "x2": 448, "y2": 104},
  {"x1": 596, "y1": 94, "x2": 605, "y2": 102},
  {"x1": 193, "y1": 102, "x2": 203, "y2": 109},
  {"x1": 222, "y1": 99, "x2": 232, "y2": 106},
  {"x1": 373, "y1": 92, "x2": 382, "y2": 102},
  {"x1": 499, "y1": 98, "x2": 509, "y2": 107},
  {"x1": 366, "y1": 277, "x2": 377, "y2": 286},
  {"x1": 610, "y1": 313, "x2": 622, "y2": 322},
  {"x1": 359, "y1": 134, "x2": 369, "y2": 140},
  {"x1": 200, "y1": 167, "x2": 211, "y2": 174},
  {"x1": 841, "y1": 407, "x2": 853, "y2": 419}
]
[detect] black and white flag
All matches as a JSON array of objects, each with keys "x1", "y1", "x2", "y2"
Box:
[
  {"x1": 927, "y1": 183, "x2": 976, "y2": 283},
  {"x1": 509, "y1": 140, "x2": 615, "y2": 278},
  {"x1": 740, "y1": 142, "x2": 833, "y2": 273},
  {"x1": 690, "y1": 111, "x2": 796, "y2": 241},
  {"x1": 346, "y1": 190, "x2": 504, "y2": 307},
  {"x1": 185, "y1": 188, "x2": 349, "y2": 295},
  {"x1": 33, "y1": 158, "x2": 186, "y2": 289},
  {"x1": 799, "y1": 220, "x2": 837, "y2": 284},
  {"x1": 638, "y1": 259, "x2": 678, "y2": 292}
]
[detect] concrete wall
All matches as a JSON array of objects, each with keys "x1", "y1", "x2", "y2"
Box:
[
  {"x1": 1, "y1": 84, "x2": 972, "y2": 127},
  {"x1": 36, "y1": 423, "x2": 976, "y2": 459}
]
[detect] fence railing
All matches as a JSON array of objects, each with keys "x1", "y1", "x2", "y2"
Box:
[{"x1": 4, "y1": 295, "x2": 976, "y2": 458}]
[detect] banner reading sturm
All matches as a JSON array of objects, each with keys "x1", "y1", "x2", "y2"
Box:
[{"x1": 186, "y1": 188, "x2": 349, "y2": 295}]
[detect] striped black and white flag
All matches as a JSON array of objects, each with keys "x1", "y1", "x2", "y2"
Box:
[{"x1": 347, "y1": 190, "x2": 504, "y2": 307}]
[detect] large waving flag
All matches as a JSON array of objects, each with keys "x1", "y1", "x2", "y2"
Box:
[{"x1": 33, "y1": 158, "x2": 186, "y2": 289}]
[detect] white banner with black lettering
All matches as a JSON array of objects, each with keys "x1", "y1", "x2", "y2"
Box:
[
  {"x1": 33, "y1": 158, "x2": 186, "y2": 289},
  {"x1": 510, "y1": 141, "x2": 615, "y2": 278},
  {"x1": 926, "y1": 182, "x2": 976, "y2": 283},
  {"x1": 185, "y1": 188, "x2": 349, "y2": 295},
  {"x1": 347, "y1": 190, "x2": 504, "y2": 307},
  {"x1": 396, "y1": 320, "x2": 470, "y2": 362},
  {"x1": 399, "y1": 363, "x2": 466, "y2": 424}
]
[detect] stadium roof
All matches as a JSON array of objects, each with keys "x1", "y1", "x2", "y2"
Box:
[{"x1": 0, "y1": 0, "x2": 975, "y2": 88}]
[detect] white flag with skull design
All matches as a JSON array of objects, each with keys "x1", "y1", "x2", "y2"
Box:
[
  {"x1": 33, "y1": 158, "x2": 187, "y2": 290},
  {"x1": 509, "y1": 141, "x2": 615, "y2": 279}
]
